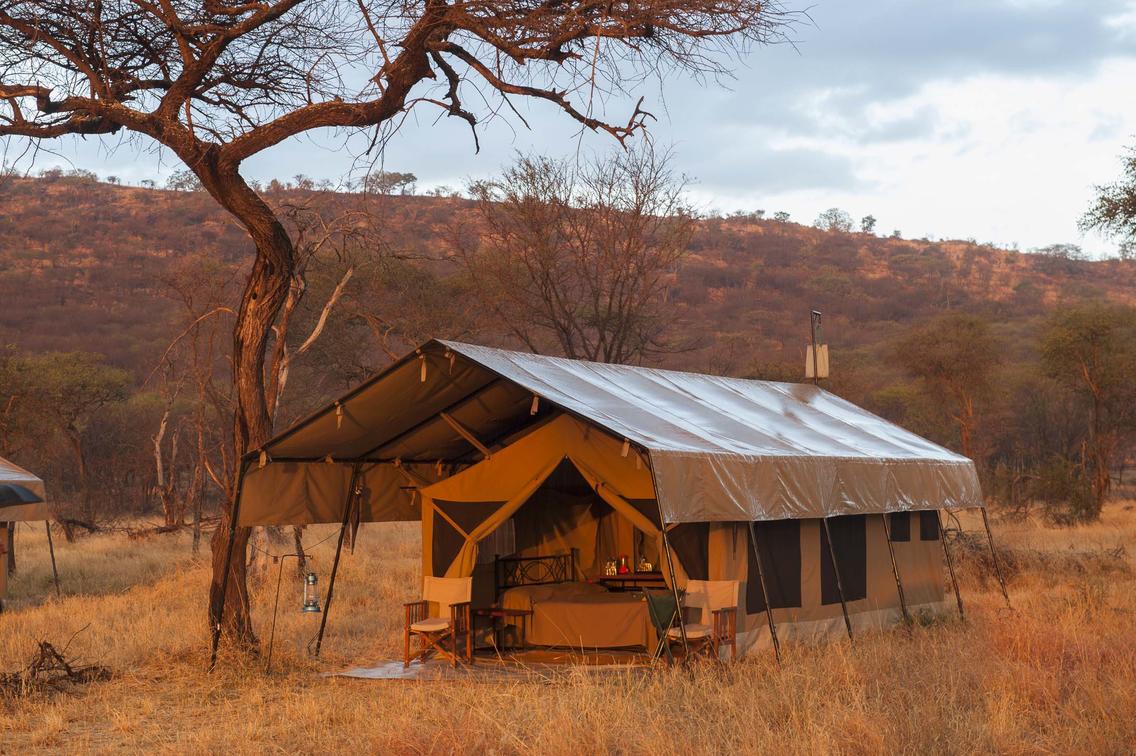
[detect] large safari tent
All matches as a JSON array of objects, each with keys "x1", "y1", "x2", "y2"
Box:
[
  {"x1": 0, "y1": 455, "x2": 57, "y2": 607},
  {"x1": 218, "y1": 340, "x2": 988, "y2": 661}
]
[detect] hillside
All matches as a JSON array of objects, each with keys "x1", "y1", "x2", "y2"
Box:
[
  {"x1": 2, "y1": 175, "x2": 1132, "y2": 386},
  {"x1": 3, "y1": 174, "x2": 1135, "y2": 522}
]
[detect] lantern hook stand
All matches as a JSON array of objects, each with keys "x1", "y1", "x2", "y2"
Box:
[{"x1": 265, "y1": 551, "x2": 313, "y2": 673}]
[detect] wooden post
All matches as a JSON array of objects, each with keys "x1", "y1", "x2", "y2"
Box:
[
  {"x1": 45, "y1": 521, "x2": 60, "y2": 597},
  {"x1": 880, "y1": 513, "x2": 910, "y2": 625},
  {"x1": 313, "y1": 463, "x2": 362, "y2": 656},
  {"x1": 209, "y1": 459, "x2": 249, "y2": 672},
  {"x1": 979, "y1": 506, "x2": 1011, "y2": 608},
  {"x1": 822, "y1": 518, "x2": 854, "y2": 640},
  {"x1": 937, "y1": 510, "x2": 964, "y2": 619},
  {"x1": 747, "y1": 521, "x2": 782, "y2": 665}
]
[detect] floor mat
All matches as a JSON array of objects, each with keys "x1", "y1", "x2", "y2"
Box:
[{"x1": 330, "y1": 651, "x2": 653, "y2": 681}]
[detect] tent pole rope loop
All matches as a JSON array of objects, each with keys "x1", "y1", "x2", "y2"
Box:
[
  {"x1": 209, "y1": 458, "x2": 250, "y2": 672},
  {"x1": 880, "y1": 513, "x2": 910, "y2": 626},
  {"x1": 937, "y1": 509, "x2": 965, "y2": 619},
  {"x1": 980, "y1": 506, "x2": 1011, "y2": 608},
  {"x1": 313, "y1": 462, "x2": 362, "y2": 657},
  {"x1": 747, "y1": 521, "x2": 782, "y2": 666},
  {"x1": 821, "y1": 517, "x2": 854, "y2": 641}
]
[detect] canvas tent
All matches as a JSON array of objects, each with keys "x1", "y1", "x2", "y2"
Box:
[
  {"x1": 0, "y1": 456, "x2": 54, "y2": 606},
  {"x1": 222, "y1": 340, "x2": 985, "y2": 659}
]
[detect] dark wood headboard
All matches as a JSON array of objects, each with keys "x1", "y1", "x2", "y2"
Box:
[{"x1": 493, "y1": 550, "x2": 578, "y2": 598}]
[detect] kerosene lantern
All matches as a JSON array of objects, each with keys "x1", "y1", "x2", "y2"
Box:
[{"x1": 302, "y1": 571, "x2": 322, "y2": 613}]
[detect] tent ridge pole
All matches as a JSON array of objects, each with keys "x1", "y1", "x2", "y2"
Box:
[
  {"x1": 880, "y1": 513, "x2": 910, "y2": 626},
  {"x1": 209, "y1": 459, "x2": 249, "y2": 672},
  {"x1": 937, "y1": 509, "x2": 964, "y2": 619},
  {"x1": 821, "y1": 517, "x2": 854, "y2": 640},
  {"x1": 747, "y1": 521, "x2": 782, "y2": 665},
  {"x1": 979, "y1": 506, "x2": 1011, "y2": 608},
  {"x1": 314, "y1": 462, "x2": 362, "y2": 657}
]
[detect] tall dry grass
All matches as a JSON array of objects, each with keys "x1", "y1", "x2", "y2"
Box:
[{"x1": 2, "y1": 506, "x2": 1135, "y2": 754}]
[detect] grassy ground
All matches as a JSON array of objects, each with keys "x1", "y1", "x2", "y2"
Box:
[{"x1": 2, "y1": 506, "x2": 1134, "y2": 754}]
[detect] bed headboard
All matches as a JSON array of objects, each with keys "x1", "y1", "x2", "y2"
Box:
[{"x1": 494, "y1": 550, "x2": 577, "y2": 597}]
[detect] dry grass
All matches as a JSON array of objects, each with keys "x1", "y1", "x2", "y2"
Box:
[{"x1": 2, "y1": 507, "x2": 1135, "y2": 754}]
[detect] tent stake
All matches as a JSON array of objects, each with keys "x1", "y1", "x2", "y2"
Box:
[
  {"x1": 313, "y1": 463, "x2": 362, "y2": 657},
  {"x1": 821, "y1": 518, "x2": 854, "y2": 640},
  {"x1": 880, "y1": 514, "x2": 910, "y2": 625},
  {"x1": 45, "y1": 521, "x2": 60, "y2": 597},
  {"x1": 209, "y1": 459, "x2": 249, "y2": 672},
  {"x1": 979, "y1": 506, "x2": 1011, "y2": 608},
  {"x1": 659, "y1": 525, "x2": 689, "y2": 660},
  {"x1": 937, "y1": 509, "x2": 964, "y2": 619},
  {"x1": 747, "y1": 521, "x2": 782, "y2": 665}
]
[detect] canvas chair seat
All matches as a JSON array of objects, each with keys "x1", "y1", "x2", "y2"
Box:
[
  {"x1": 411, "y1": 617, "x2": 452, "y2": 633},
  {"x1": 404, "y1": 576, "x2": 473, "y2": 668},
  {"x1": 668, "y1": 623, "x2": 712, "y2": 640}
]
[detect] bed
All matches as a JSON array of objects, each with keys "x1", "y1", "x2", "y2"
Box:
[{"x1": 494, "y1": 553, "x2": 653, "y2": 649}]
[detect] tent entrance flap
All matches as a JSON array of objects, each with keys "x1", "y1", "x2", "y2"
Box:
[{"x1": 419, "y1": 415, "x2": 660, "y2": 578}]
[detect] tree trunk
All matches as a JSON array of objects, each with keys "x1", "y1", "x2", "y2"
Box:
[{"x1": 203, "y1": 156, "x2": 297, "y2": 652}]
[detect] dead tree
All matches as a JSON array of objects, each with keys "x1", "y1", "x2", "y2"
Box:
[
  {"x1": 0, "y1": 0, "x2": 793, "y2": 653},
  {"x1": 460, "y1": 146, "x2": 695, "y2": 363}
]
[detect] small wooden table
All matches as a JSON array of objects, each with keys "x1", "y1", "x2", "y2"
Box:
[
  {"x1": 597, "y1": 571, "x2": 667, "y2": 592},
  {"x1": 475, "y1": 607, "x2": 534, "y2": 650}
]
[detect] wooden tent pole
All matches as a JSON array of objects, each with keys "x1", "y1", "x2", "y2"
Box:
[
  {"x1": 209, "y1": 459, "x2": 249, "y2": 672},
  {"x1": 821, "y1": 518, "x2": 854, "y2": 640},
  {"x1": 937, "y1": 509, "x2": 964, "y2": 619},
  {"x1": 313, "y1": 463, "x2": 362, "y2": 657},
  {"x1": 45, "y1": 521, "x2": 60, "y2": 597},
  {"x1": 979, "y1": 506, "x2": 1011, "y2": 608},
  {"x1": 880, "y1": 513, "x2": 910, "y2": 625},
  {"x1": 747, "y1": 521, "x2": 782, "y2": 665}
]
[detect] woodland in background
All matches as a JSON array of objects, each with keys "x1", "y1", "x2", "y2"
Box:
[{"x1": 1, "y1": 168, "x2": 1135, "y2": 531}]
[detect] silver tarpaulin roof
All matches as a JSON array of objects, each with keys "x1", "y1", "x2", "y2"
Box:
[
  {"x1": 0, "y1": 455, "x2": 50, "y2": 522},
  {"x1": 249, "y1": 340, "x2": 980, "y2": 525}
]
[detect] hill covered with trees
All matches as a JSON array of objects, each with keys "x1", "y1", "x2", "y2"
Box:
[{"x1": 1, "y1": 172, "x2": 1134, "y2": 527}]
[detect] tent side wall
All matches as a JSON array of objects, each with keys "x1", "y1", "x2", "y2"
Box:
[
  {"x1": 665, "y1": 515, "x2": 946, "y2": 657},
  {"x1": 238, "y1": 461, "x2": 434, "y2": 526}
]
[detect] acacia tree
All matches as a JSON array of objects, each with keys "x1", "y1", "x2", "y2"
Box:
[
  {"x1": 1082, "y1": 145, "x2": 1136, "y2": 257},
  {"x1": 892, "y1": 313, "x2": 1001, "y2": 460},
  {"x1": 460, "y1": 147, "x2": 695, "y2": 363},
  {"x1": 0, "y1": 0, "x2": 790, "y2": 648},
  {"x1": 1041, "y1": 304, "x2": 1136, "y2": 519}
]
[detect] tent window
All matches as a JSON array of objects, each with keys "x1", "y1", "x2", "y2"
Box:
[
  {"x1": 431, "y1": 512, "x2": 466, "y2": 576},
  {"x1": 919, "y1": 510, "x2": 941, "y2": 541},
  {"x1": 477, "y1": 518, "x2": 516, "y2": 565},
  {"x1": 667, "y1": 523, "x2": 710, "y2": 581},
  {"x1": 746, "y1": 519, "x2": 802, "y2": 612},
  {"x1": 888, "y1": 512, "x2": 911, "y2": 542},
  {"x1": 434, "y1": 499, "x2": 504, "y2": 536},
  {"x1": 820, "y1": 515, "x2": 867, "y2": 605}
]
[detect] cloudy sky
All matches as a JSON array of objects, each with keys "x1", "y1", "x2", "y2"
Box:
[{"x1": 21, "y1": 0, "x2": 1136, "y2": 256}]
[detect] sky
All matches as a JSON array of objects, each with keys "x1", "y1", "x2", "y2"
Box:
[{"x1": 15, "y1": 0, "x2": 1136, "y2": 256}]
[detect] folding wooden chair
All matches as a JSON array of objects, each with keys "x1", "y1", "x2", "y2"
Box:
[
  {"x1": 665, "y1": 579, "x2": 739, "y2": 661},
  {"x1": 404, "y1": 576, "x2": 473, "y2": 668}
]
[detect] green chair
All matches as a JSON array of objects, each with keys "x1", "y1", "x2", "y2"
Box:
[{"x1": 645, "y1": 590, "x2": 680, "y2": 665}]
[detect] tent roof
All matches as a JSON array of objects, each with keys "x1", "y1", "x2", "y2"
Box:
[
  {"x1": 264, "y1": 339, "x2": 968, "y2": 466},
  {"x1": 254, "y1": 340, "x2": 981, "y2": 522},
  {"x1": 0, "y1": 455, "x2": 50, "y2": 521}
]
